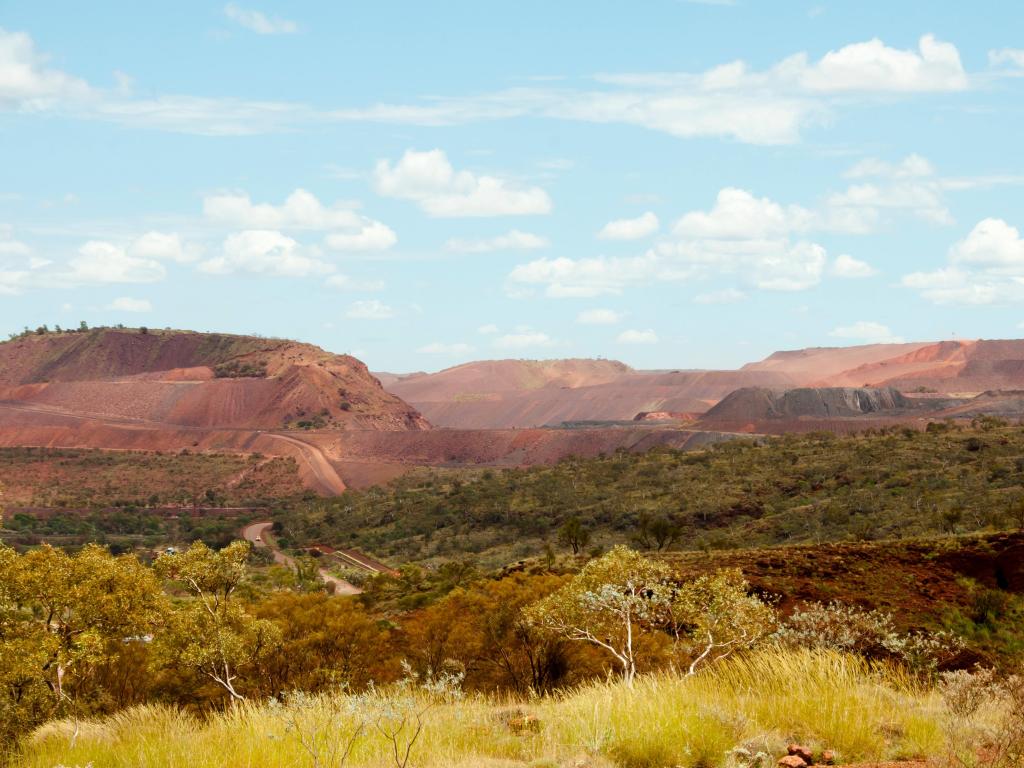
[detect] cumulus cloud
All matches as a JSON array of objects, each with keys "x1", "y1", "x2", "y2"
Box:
[
  {"x1": 417, "y1": 341, "x2": 474, "y2": 355},
  {"x1": 373, "y1": 149, "x2": 552, "y2": 217},
  {"x1": 444, "y1": 229, "x2": 549, "y2": 253},
  {"x1": 831, "y1": 254, "x2": 878, "y2": 278},
  {"x1": 509, "y1": 187, "x2": 833, "y2": 298},
  {"x1": 106, "y1": 297, "x2": 152, "y2": 312},
  {"x1": 492, "y1": 331, "x2": 556, "y2": 349},
  {"x1": 673, "y1": 188, "x2": 814, "y2": 239},
  {"x1": 477, "y1": 324, "x2": 499, "y2": 334},
  {"x1": 346, "y1": 299, "x2": 394, "y2": 320},
  {"x1": 204, "y1": 189, "x2": 396, "y2": 250},
  {"x1": 223, "y1": 4, "x2": 297, "y2": 35},
  {"x1": 597, "y1": 212, "x2": 660, "y2": 240},
  {"x1": 199, "y1": 230, "x2": 333, "y2": 277},
  {"x1": 64, "y1": 241, "x2": 166, "y2": 284},
  {"x1": 829, "y1": 321, "x2": 904, "y2": 344},
  {"x1": 130, "y1": 231, "x2": 201, "y2": 263},
  {"x1": 795, "y1": 34, "x2": 967, "y2": 92},
  {"x1": 903, "y1": 218, "x2": 1024, "y2": 305},
  {"x1": 576, "y1": 308, "x2": 625, "y2": 325},
  {"x1": 617, "y1": 329, "x2": 658, "y2": 345}
]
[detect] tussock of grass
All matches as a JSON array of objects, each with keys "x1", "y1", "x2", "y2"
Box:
[{"x1": 16, "y1": 650, "x2": 948, "y2": 768}]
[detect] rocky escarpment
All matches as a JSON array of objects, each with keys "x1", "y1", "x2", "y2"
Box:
[{"x1": 702, "y1": 386, "x2": 916, "y2": 421}]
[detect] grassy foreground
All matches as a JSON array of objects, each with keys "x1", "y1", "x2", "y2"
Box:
[{"x1": 16, "y1": 650, "x2": 983, "y2": 768}]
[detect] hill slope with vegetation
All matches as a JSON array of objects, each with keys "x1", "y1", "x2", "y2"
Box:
[{"x1": 279, "y1": 420, "x2": 1024, "y2": 566}]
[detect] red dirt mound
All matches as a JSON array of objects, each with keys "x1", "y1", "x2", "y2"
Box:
[{"x1": 0, "y1": 329, "x2": 429, "y2": 432}]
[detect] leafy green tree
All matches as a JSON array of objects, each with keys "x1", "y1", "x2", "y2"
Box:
[
  {"x1": 153, "y1": 541, "x2": 280, "y2": 702},
  {"x1": 663, "y1": 568, "x2": 776, "y2": 675},
  {"x1": 557, "y1": 516, "x2": 590, "y2": 554},
  {"x1": 0, "y1": 543, "x2": 163, "y2": 741},
  {"x1": 525, "y1": 546, "x2": 669, "y2": 686}
]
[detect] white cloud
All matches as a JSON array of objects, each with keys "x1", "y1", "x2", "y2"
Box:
[
  {"x1": 64, "y1": 241, "x2": 166, "y2": 284},
  {"x1": 795, "y1": 34, "x2": 967, "y2": 93},
  {"x1": 324, "y1": 221, "x2": 397, "y2": 252},
  {"x1": 492, "y1": 331, "x2": 556, "y2": 349},
  {"x1": 0, "y1": 270, "x2": 29, "y2": 295},
  {"x1": 325, "y1": 274, "x2": 385, "y2": 292},
  {"x1": 617, "y1": 329, "x2": 658, "y2": 345},
  {"x1": 989, "y1": 49, "x2": 1024, "y2": 68},
  {"x1": 130, "y1": 231, "x2": 201, "y2": 263},
  {"x1": 597, "y1": 212, "x2": 660, "y2": 240},
  {"x1": 673, "y1": 188, "x2": 814, "y2": 239},
  {"x1": 0, "y1": 27, "x2": 91, "y2": 110},
  {"x1": 106, "y1": 297, "x2": 152, "y2": 312},
  {"x1": 444, "y1": 229, "x2": 549, "y2": 253},
  {"x1": 844, "y1": 153, "x2": 935, "y2": 179},
  {"x1": 829, "y1": 321, "x2": 904, "y2": 344},
  {"x1": 374, "y1": 149, "x2": 552, "y2": 217},
  {"x1": 204, "y1": 188, "x2": 395, "y2": 250},
  {"x1": 223, "y1": 4, "x2": 297, "y2": 35},
  {"x1": 204, "y1": 188, "x2": 360, "y2": 230},
  {"x1": 346, "y1": 299, "x2": 394, "y2": 320},
  {"x1": 509, "y1": 252, "x2": 669, "y2": 298},
  {"x1": 831, "y1": 254, "x2": 878, "y2": 278},
  {"x1": 0, "y1": 29, "x2": 975, "y2": 144},
  {"x1": 199, "y1": 230, "x2": 333, "y2": 277},
  {"x1": 694, "y1": 287, "x2": 746, "y2": 304},
  {"x1": 826, "y1": 178, "x2": 952, "y2": 227},
  {"x1": 417, "y1": 342, "x2": 474, "y2": 355},
  {"x1": 0, "y1": 236, "x2": 29, "y2": 256},
  {"x1": 576, "y1": 308, "x2": 624, "y2": 325},
  {"x1": 903, "y1": 219, "x2": 1024, "y2": 305},
  {"x1": 477, "y1": 324, "x2": 499, "y2": 335},
  {"x1": 949, "y1": 218, "x2": 1024, "y2": 268},
  {"x1": 510, "y1": 189, "x2": 830, "y2": 298},
  {"x1": 659, "y1": 231, "x2": 828, "y2": 291}
]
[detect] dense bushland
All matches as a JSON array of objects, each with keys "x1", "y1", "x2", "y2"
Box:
[{"x1": 280, "y1": 421, "x2": 1024, "y2": 566}]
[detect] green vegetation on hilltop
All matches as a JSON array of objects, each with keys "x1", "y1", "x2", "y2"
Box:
[{"x1": 280, "y1": 421, "x2": 1024, "y2": 567}]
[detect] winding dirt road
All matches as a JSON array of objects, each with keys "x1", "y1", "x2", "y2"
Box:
[{"x1": 241, "y1": 520, "x2": 360, "y2": 595}]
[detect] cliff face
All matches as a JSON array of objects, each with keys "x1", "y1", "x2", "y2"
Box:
[
  {"x1": 703, "y1": 386, "x2": 914, "y2": 421},
  {"x1": 0, "y1": 329, "x2": 430, "y2": 431}
]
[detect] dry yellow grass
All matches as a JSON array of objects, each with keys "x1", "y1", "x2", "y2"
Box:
[{"x1": 14, "y1": 650, "x2": 973, "y2": 768}]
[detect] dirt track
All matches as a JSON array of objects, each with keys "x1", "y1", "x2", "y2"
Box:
[{"x1": 241, "y1": 521, "x2": 360, "y2": 595}]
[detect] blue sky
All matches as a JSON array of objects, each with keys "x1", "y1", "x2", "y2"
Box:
[{"x1": 2, "y1": 1, "x2": 1024, "y2": 371}]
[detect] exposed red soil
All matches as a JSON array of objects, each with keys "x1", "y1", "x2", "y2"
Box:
[
  {"x1": 0, "y1": 401, "x2": 741, "y2": 492},
  {"x1": 383, "y1": 340, "x2": 1024, "y2": 429},
  {"x1": 0, "y1": 329, "x2": 429, "y2": 432},
  {"x1": 664, "y1": 531, "x2": 1024, "y2": 627}
]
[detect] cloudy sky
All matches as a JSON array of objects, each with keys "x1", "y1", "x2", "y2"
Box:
[{"x1": 2, "y1": 1, "x2": 1024, "y2": 371}]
